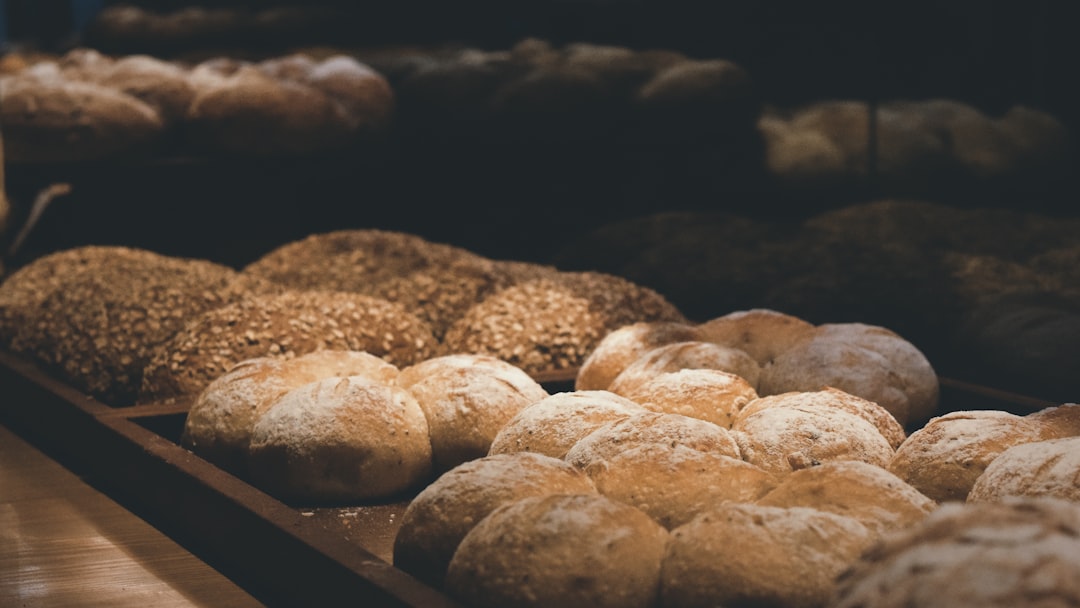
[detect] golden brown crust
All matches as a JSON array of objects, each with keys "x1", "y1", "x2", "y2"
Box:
[
  {"x1": 967, "y1": 436, "x2": 1080, "y2": 503},
  {"x1": 697, "y1": 308, "x2": 816, "y2": 365},
  {"x1": 575, "y1": 321, "x2": 703, "y2": 391},
  {"x1": 608, "y1": 340, "x2": 761, "y2": 395},
  {"x1": 618, "y1": 368, "x2": 758, "y2": 428}
]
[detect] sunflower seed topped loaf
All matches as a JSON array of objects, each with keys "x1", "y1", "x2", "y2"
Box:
[{"x1": 1, "y1": 246, "x2": 281, "y2": 404}]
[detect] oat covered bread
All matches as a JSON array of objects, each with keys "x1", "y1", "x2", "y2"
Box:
[
  {"x1": 179, "y1": 350, "x2": 399, "y2": 475},
  {"x1": 832, "y1": 498, "x2": 1080, "y2": 608},
  {"x1": 139, "y1": 290, "x2": 436, "y2": 403},
  {"x1": 247, "y1": 375, "x2": 432, "y2": 503},
  {"x1": 5, "y1": 246, "x2": 277, "y2": 405},
  {"x1": 575, "y1": 321, "x2": 702, "y2": 391},
  {"x1": 967, "y1": 436, "x2": 1080, "y2": 503},
  {"x1": 393, "y1": 453, "x2": 597, "y2": 588},
  {"x1": 446, "y1": 494, "x2": 670, "y2": 608},
  {"x1": 617, "y1": 368, "x2": 758, "y2": 428}
]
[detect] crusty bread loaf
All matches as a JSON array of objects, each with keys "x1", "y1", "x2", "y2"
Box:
[
  {"x1": 757, "y1": 460, "x2": 935, "y2": 535},
  {"x1": 92, "y1": 54, "x2": 196, "y2": 123},
  {"x1": 487, "y1": 390, "x2": 647, "y2": 458},
  {"x1": 1027, "y1": 402, "x2": 1080, "y2": 438},
  {"x1": 563, "y1": 411, "x2": 740, "y2": 470},
  {"x1": 618, "y1": 368, "x2": 758, "y2": 428},
  {"x1": 697, "y1": 308, "x2": 816, "y2": 365},
  {"x1": 398, "y1": 354, "x2": 548, "y2": 473},
  {"x1": 139, "y1": 290, "x2": 437, "y2": 403},
  {"x1": 575, "y1": 321, "x2": 703, "y2": 391},
  {"x1": 247, "y1": 376, "x2": 432, "y2": 503},
  {"x1": 887, "y1": 409, "x2": 1053, "y2": 503},
  {"x1": 608, "y1": 340, "x2": 761, "y2": 394},
  {"x1": 661, "y1": 503, "x2": 875, "y2": 608},
  {"x1": 832, "y1": 498, "x2": 1080, "y2": 608},
  {"x1": 731, "y1": 390, "x2": 897, "y2": 476},
  {"x1": 180, "y1": 350, "x2": 399, "y2": 475},
  {"x1": 446, "y1": 494, "x2": 670, "y2": 608},
  {"x1": 393, "y1": 453, "x2": 596, "y2": 588},
  {"x1": 967, "y1": 436, "x2": 1080, "y2": 503}
]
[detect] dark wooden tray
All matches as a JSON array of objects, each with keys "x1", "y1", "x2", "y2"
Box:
[{"x1": 0, "y1": 350, "x2": 1057, "y2": 607}]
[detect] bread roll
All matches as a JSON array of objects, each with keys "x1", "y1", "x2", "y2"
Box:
[
  {"x1": 92, "y1": 54, "x2": 196, "y2": 123},
  {"x1": 180, "y1": 350, "x2": 398, "y2": 475},
  {"x1": 446, "y1": 494, "x2": 669, "y2": 608},
  {"x1": 618, "y1": 368, "x2": 757, "y2": 428},
  {"x1": 696, "y1": 308, "x2": 815, "y2": 365},
  {"x1": 757, "y1": 460, "x2": 935, "y2": 535},
  {"x1": 832, "y1": 498, "x2": 1080, "y2": 608},
  {"x1": 608, "y1": 341, "x2": 761, "y2": 395},
  {"x1": 1027, "y1": 402, "x2": 1080, "y2": 438},
  {"x1": 732, "y1": 390, "x2": 896, "y2": 476},
  {"x1": 887, "y1": 410, "x2": 1052, "y2": 503},
  {"x1": 488, "y1": 390, "x2": 647, "y2": 458},
  {"x1": 399, "y1": 355, "x2": 548, "y2": 473},
  {"x1": 661, "y1": 503, "x2": 875, "y2": 608},
  {"x1": 967, "y1": 436, "x2": 1080, "y2": 503},
  {"x1": 575, "y1": 321, "x2": 702, "y2": 391},
  {"x1": 564, "y1": 411, "x2": 740, "y2": 469},
  {"x1": 139, "y1": 290, "x2": 436, "y2": 403},
  {"x1": 247, "y1": 376, "x2": 431, "y2": 503},
  {"x1": 393, "y1": 453, "x2": 596, "y2": 587}
]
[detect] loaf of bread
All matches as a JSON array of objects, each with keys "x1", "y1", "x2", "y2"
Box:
[
  {"x1": 563, "y1": 411, "x2": 740, "y2": 470},
  {"x1": 393, "y1": 453, "x2": 596, "y2": 588},
  {"x1": 608, "y1": 340, "x2": 761, "y2": 394},
  {"x1": 446, "y1": 494, "x2": 670, "y2": 608},
  {"x1": 575, "y1": 321, "x2": 702, "y2": 391},
  {"x1": 736, "y1": 386, "x2": 906, "y2": 449},
  {"x1": 247, "y1": 376, "x2": 432, "y2": 503},
  {"x1": 967, "y1": 436, "x2": 1080, "y2": 503},
  {"x1": 617, "y1": 368, "x2": 758, "y2": 428},
  {"x1": 696, "y1": 308, "x2": 816, "y2": 365},
  {"x1": 180, "y1": 350, "x2": 399, "y2": 475}
]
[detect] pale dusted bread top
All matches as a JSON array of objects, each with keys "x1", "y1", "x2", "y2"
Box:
[
  {"x1": 608, "y1": 340, "x2": 761, "y2": 395},
  {"x1": 575, "y1": 321, "x2": 702, "y2": 390},
  {"x1": 563, "y1": 411, "x2": 740, "y2": 469},
  {"x1": 247, "y1": 375, "x2": 432, "y2": 503},
  {"x1": 139, "y1": 290, "x2": 437, "y2": 403},
  {"x1": 732, "y1": 391, "x2": 897, "y2": 476},
  {"x1": 92, "y1": 54, "x2": 196, "y2": 123},
  {"x1": 180, "y1": 350, "x2": 399, "y2": 475},
  {"x1": 887, "y1": 409, "x2": 1052, "y2": 503},
  {"x1": 832, "y1": 498, "x2": 1080, "y2": 608},
  {"x1": 488, "y1": 390, "x2": 648, "y2": 458},
  {"x1": 446, "y1": 494, "x2": 670, "y2": 608},
  {"x1": 757, "y1": 460, "x2": 935, "y2": 535},
  {"x1": 393, "y1": 453, "x2": 596, "y2": 588},
  {"x1": 968, "y1": 436, "x2": 1080, "y2": 503},
  {"x1": 401, "y1": 358, "x2": 549, "y2": 473},
  {"x1": 1027, "y1": 403, "x2": 1080, "y2": 439},
  {"x1": 583, "y1": 446, "x2": 777, "y2": 529},
  {"x1": 697, "y1": 308, "x2": 816, "y2": 364},
  {"x1": 619, "y1": 368, "x2": 758, "y2": 428},
  {"x1": 661, "y1": 503, "x2": 876, "y2": 608},
  {"x1": 737, "y1": 386, "x2": 906, "y2": 449},
  {"x1": 396, "y1": 353, "x2": 533, "y2": 390}
]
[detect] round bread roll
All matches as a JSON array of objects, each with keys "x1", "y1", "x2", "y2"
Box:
[
  {"x1": 736, "y1": 386, "x2": 906, "y2": 450},
  {"x1": 564, "y1": 411, "x2": 740, "y2": 469},
  {"x1": 618, "y1": 368, "x2": 758, "y2": 428},
  {"x1": 757, "y1": 460, "x2": 936, "y2": 535},
  {"x1": 488, "y1": 390, "x2": 647, "y2": 459},
  {"x1": 575, "y1": 321, "x2": 702, "y2": 391},
  {"x1": 583, "y1": 445, "x2": 776, "y2": 529},
  {"x1": 696, "y1": 308, "x2": 816, "y2": 365},
  {"x1": 92, "y1": 54, "x2": 196, "y2": 123},
  {"x1": 399, "y1": 355, "x2": 549, "y2": 473},
  {"x1": 283, "y1": 55, "x2": 394, "y2": 132},
  {"x1": 393, "y1": 453, "x2": 597, "y2": 588},
  {"x1": 1027, "y1": 402, "x2": 1080, "y2": 439},
  {"x1": 7, "y1": 247, "x2": 275, "y2": 405},
  {"x1": 832, "y1": 498, "x2": 1080, "y2": 608},
  {"x1": 139, "y1": 290, "x2": 436, "y2": 403},
  {"x1": 732, "y1": 391, "x2": 897, "y2": 476},
  {"x1": 661, "y1": 503, "x2": 876, "y2": 608},
  {"x1": 180, "y1": 350, "x2": 399, "y2": 475},
  {"x1": 608, "y1": 341, "x2": 762, "y2": 395},
  {"x1": 247, "y1": 376, "x2": 431, "y2": 503},
  {"x1": 759, "y1": 323, "x2": 939, "y2": 427},
  {"x1": 967, "y1": 436, "x2": 1080, "y2": 503},
  {"x1": 887, "y1": 409, "x2": 1053, "y2": 503},
  {"x1": 446, "y1": 494, "x2": 670, "y2": 608}
]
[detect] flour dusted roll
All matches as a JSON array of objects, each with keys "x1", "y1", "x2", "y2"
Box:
[
  {"x1": 398, "y1": 354, "x2": 548, "y2": 473},
  {"x1": 446, "y1": 494, "x2": 670, "y2": 608},
  {"x1": 608, "y1": 340, "x2": 761, "y2": 395},
  {"x1": 575, "y1": 321, "x2": 702, "y2": 391},
  {"x1": 967, "y1": 436, "x2": 1080, "y2": 503},
  {"x1": 661, "y1": 503, "x2": 875, "y2": 608},
  {"x1": 1027, "y1": 402, "x2": 1080, "y2": 438},
  {"x1": 757, "y1": 460, "x2": 936, "y2": 535},
  {"x1": 697, "y1": 308, "x2": 815, "y2": 365},
  {"x1": 488, "y1": 390, "x2": 647, "y2": 458},
  {"x1": 832, "y1": 498, "x2": 1080, "y2": 608},
  {"x1": 393, "y1": 453, "x2": 597, "y2": 587},
  {"x1": 247, "y1": 376, "x2": 431, "y2": 503},
  {"x1": 618, "y1": 368, "x2": 758, "y2": 428},
  {"x1": 180, "y1": 350, "x2": 399, "y2": 475},
  {"x1": 92, "y1": 54, "x2": 196, "y2": 123},
  {"x1": 887, "y1": 409, "x2": 1052, "y2": 503},
  {"x1": 563, "y1": 411, "x2": 740, "y2": 469}
]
